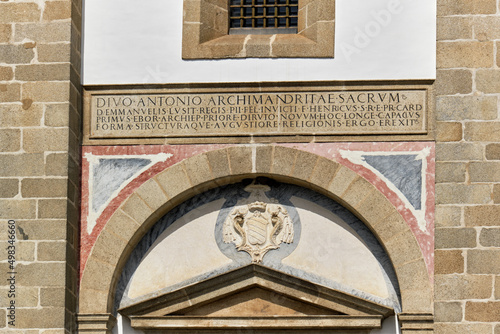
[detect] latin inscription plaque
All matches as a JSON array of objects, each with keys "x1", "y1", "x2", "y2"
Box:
[{"x1": 87, "y1": 88, "x2": 429, "y2": 140}]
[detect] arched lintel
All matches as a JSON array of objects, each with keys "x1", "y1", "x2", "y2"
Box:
[{"x1": 78, "y1": 145, "x2": 433, "y2": 332}]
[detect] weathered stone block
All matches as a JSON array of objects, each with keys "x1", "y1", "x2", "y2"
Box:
[
  {"x1": 435, "y1": 227, "x2": 476, "y2": 248},
  {"x1": 437, "y1": 16, "x2": 472, "y2": 40},
  {"x1": 38, "y1": 198, "x2": 68, "y2": 219},
  {"x1": 465, "y1": 301, "x2": 500, "y2": 322},
  {"x1": 434, "y1": 302, "x2": 463, "y2": 322},
  {"x1": 21, "y1": 178, "x2": 67, "y2": 198},
  {"x1": 384, "y1": 229, "x2": 423, "y2": 268},
  {"x1": 494, "y1": 185, "x2": 500, "y2": 204},
  {"x1": 38, "y1": 241, "x2": 67, "y2": 261},
  {"x1": 0, "y1": 153, "x2": 44, "y2": 176},
  {"x1": 435, "y1": 184, "x2": 490, "y2": 205},
  {"x1": 309, "y1": 156, "x2": 338, "y2": 188},
  {"x1": 358, "y1": 193, "x2": 399, "y2": 231},
  {"x1": 0, "y1": 179, "x2": 18, "y2": 198},
  {"x1": 104, "y1": 209, "x2": 143, "y2": 250},
  {"x1": 183, "y1": 153, "x2": 213, "y2": 187},
  {"x1": 438, "y1": 0, "x2": 497, "y2": 15},
  {"x1": 434, "y1": 323, "x2": 492, "y2": 334},
  {"x1": 38, "y1": 43, "x2": 71, "y2": 62},
  {"x1": 17, "y1": 262, "x2": 66, "y2": 286},
  {"x1": 435, "y1": 69, "x2": 472, "y2": 95},
  {"x1": 120, "y1": 193, "x2": 153, "y2": 226},
  {"x1": 0, "y1": 287, "x2": 38, "y2": 307},
  {"x1": 271, "y1": 146, "x2": 296, "y2": 177},
  {"x1": 465, "y1": 205, "x2": 500, "y2": 226},
  {"x1": 135, "y1": 179, "x2": 169, "y2": 214},
  {"x1": 436, "y1": 142, "x2": 483, "y2": 161},
  {"x1": 43, "y1": 1, "x2": 71, "y2": 21},
  {"x1": 14, "y1": 22, "x2": 71, "y2": 43},
  {"x1": 291, "y1": 150, "x2": 317, "y2": 181},
  {"x1": 476, "y1": 70, "x2": 500, "y2": 94},
  {"x1": 470, "y1": 162, "x2": 500, "y2": 182},
  {"x1": 400, "y1": 288, "x2": 433, "y2": 314},
  {"x1": 155, "y1": 163, "x2": 192, "y2": 200},
  {"x1": 0, "y1": 24, "x2": 11, "y2": 43},
  {"x1": 23, "y1": 128, "x2": 69, "y2": 153},
  {"x1": 16, "y1": 64, "x2": 70, "y2": 81},
  {"x1": 254, "y1": 145, "x2": 273, "y2": 174},
  {"x1": 343, "y1": 177, "x2": 374, "y2": 210},
  {"x1": 0, "y1": 66, "x2": 13, "y2": 81},
  {"x1": 0, "y1": 3, "x2": 40, "y2": 23},
  {"x1": 479, "y1": 228, "x2": 500, "y2": 247},
  {"x1": 435, "y1": 205, "x2": 461, "y2": 227},
  {"x1": 22, "y1": 82, "x2": 70, "y2": 103},
  {"x1": 435, "y1": 250, "x2": 464, "y2": 274},
  {"x1": 0, "y1": 129, "x2": 20, "y2": 152},
  {"x1": 40, "y1": 287, "x2": 66, "y2": 307},
  {"x1": 0, "y1": 240, "x2": 35, "y2": 261},
  {"x1": 474, "y1": 16, "x2": 500, "y2": 41},
  {"x1": 15, "y1": 219, "x2": 67, "y2": 241},
  {"x1": 0, "y1": 83, "x2": 21, "y2": 103},
  {"x1": 436, "y1": 95, "x2": 497, "y2": 121},
  {"x1": 0, "y1": 103, "x2": 43, "y2": 127},
  {"x1": 0, "y1": 44, "x2": 35, "y2": 64},
  {"x1": 45, "y1": 103, "x2": 70, "y2": 127},
  {"x1": 486, "y1": 143, "x2": 500, "y2": 160},
  {"x1": 0, "y1": 199, "x2": 36, "y2": 219},
  {"x1": 465, "y1": 121, "x2": 500, "y2": 141},
  {"x1": 435, "y1": 162, "x2": 466, "y2": 183},
  {"x1": 435, "y1": 274, "x2": 492, "y2": 300},
  {"x1": 468, "y1": 249, "x2": 500, "y2": 274},
  {"x1": 437, "y1": 41, "x2": 493, "y2": 68},
  {"x1": 228, "y1": 146, "x2": 253, "y2": 176},
  {"x1": 16, "y1": 307, "x2": 66, "y2": 328},
  {"x1": 45, "y1": 153, "x2": 69, "y2": 176},
  {"x1": 328, "y1": 166, "x2": 358, "y2": 198},
  {"x1": 206, "y1": 148, "x2": 230, "y2": 180}
]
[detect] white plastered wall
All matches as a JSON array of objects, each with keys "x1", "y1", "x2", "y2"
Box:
[{"x1": 82, "y1": 0, "x2": 436, "y2": 84}]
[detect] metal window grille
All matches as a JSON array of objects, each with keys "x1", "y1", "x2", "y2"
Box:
[{"x1": 229, "y1": 0, "x2": 298, "y2": 34}]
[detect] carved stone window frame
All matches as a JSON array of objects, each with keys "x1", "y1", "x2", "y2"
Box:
[{"x1": 182, "y1": 0, "x2": 335, "y2": 59}]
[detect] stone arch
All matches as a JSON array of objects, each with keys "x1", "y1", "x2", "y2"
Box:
[{"x1": 77, "y1": 145, "x2": 433, "y2": 332}]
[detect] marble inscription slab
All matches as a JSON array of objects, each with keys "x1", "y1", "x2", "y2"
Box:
[{"x1": 84, "y1": 84, "x2": 431, "y2": 142}]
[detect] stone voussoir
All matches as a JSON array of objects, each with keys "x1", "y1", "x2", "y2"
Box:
[
  {"x1": 120, "y1": 193, "x2": 154, "y2": 228},
  {"x1": 270, "y1": 145, "x2": 298, "y2": 177},
  {"x1": 183, "y1": 152, "x2": 214, "y2": 187},
  {"x1": 327, "y1": 165, "x2": 359, "y2": 200},
  {"x1": 155, "y1": 162, "x2": 194, "y2": 201},
  {"x1": 134, "y1": 178, "x2": 170, "y2": 215}
]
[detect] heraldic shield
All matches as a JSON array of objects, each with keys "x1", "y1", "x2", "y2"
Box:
[{"x1": 223, "y1": 183, "x2": 294, "y2": 263}]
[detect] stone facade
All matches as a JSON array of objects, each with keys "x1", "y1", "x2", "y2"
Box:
[
  {"x1": 434, "y1": 1, "x2": 500, "y2": 332},
  {"x1": 1, "y1": 0, "x2": 500, "y2": 333},
  {"x1": 0, "y1": 0, "x2": 81, "y2": 332}
]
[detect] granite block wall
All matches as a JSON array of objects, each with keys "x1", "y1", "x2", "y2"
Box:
[
  {"x1": 435, "y1": 0, "x2": 500, "y2": 332},
  {"x1": 0, "y1": 0, "x2": 82, "y2": 332}
]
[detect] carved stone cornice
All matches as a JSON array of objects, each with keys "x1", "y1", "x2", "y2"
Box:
[
  {"x1": 77, "y1": 313, "x2": 117, "y2": 333},
  {"x1": 398, "y1": 313, "x2": 434, "y2": 333}
]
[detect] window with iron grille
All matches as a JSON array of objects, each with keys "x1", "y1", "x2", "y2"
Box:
[{"x1": 229, "y1": 0, "x2": 299, "y2": 35}]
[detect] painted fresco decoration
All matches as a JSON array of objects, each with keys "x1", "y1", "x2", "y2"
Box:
[
  {"x1": 339, "y1": 148, "x2": 430, "y2": 232},
  {"x1": 80, "y1": 143, "x2": 434, "y2": 284},
  {"x1": 223, "y1": 183, "x2": 294, "y2": 263},
  {"x1": 83, "y1": 152, "x2": 172, "y2": 233}
]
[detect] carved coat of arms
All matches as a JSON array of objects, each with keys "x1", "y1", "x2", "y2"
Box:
[{"x1": 223, "y1": 183, "x2": 294, "y2": 263}]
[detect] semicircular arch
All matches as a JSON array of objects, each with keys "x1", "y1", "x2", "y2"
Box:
[{"x1": 78, "y1": 145, "x2": 432, "y2": 324}]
